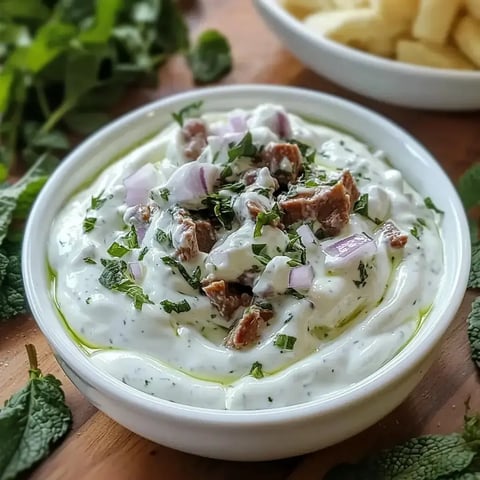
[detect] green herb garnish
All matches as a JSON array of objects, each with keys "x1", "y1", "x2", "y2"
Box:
[
  {"x1": 155, "y1": 229, "x2": 173, "y2": 247},
  {"x1": 107, "y1": 242, "x2": 130, "y2": 258},
  {"x1": 160, "y1": 299, "x2": 191, "y2": 314},
  {"x1": 202, "y1": 193, "x2": 235, "y2": 230},
  {"x1": 138, "y1": 247, "x2": 149, "y2": 261},
  {"x1": 161, "y1": 256, "x2": 201, "y2": 290},
  {"x1": 83, "y1": 217, "x2": 97, "y2": 233},
  {"x1": 222, "y1": 182, "x2": 246, "y2": 193},
  {"x1": 0, "y1": 344, "x2": 71, "y2": 479},
  {"x1": 158, "y1": 188, "x2": 170, "y2": 202},
  {"x1": 254, "y1": 204, "x2": 281, "y2": 238},
  {"x1": 99, "y1": 259, "x2": 153, "y2": 310},
  {"x1": 424, "y1": 196, "x2": 444, "y2": 214},
  {"x1": 353, "y1": 260, "x2": 368, "y2": 288},
  {"x1": 285, "y1": 288, "x2": 305, "y2": 300},
  {"x1": 274, "y1": 334, "x2": 297, "y2": 350},
  {"x1": 410, "y1": 217, "x2": 427, "y2": 240},
  {"x1": 171, "y1": 101, "x2": 204, "y2": 127},
  {"x1": 249, "y1": 361, "x2": 264, "y2": 379},
  {"x1": 123, "y1": 225, "x2": 139, "y2": 249},
  {"x1": 83, "y1": 257, "x2": 97, "y2": 264},
  {"x1": 252, "y1": 243, "x2": 271, "y2": 266},
  {"x1": 187, "y1": 30, "x2": 232, "y2": 84},
  {"x1": 90, "y1": 191, "x2": 107, "y2": 210},
  {"x1": 227, "y1": 131, "x2": 257, "y2": 162}
]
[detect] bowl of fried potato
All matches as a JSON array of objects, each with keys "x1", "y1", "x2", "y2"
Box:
[{"x1": 254, "y1": 0, "x2": 480, "y2": 110}]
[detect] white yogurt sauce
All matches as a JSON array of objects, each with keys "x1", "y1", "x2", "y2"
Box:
[{"x1": 48, "y1": 104, "x2": 443, "y2": 410}]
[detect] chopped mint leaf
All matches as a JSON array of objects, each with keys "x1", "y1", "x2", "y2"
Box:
[
  {"x1": 160, "y1": 299, "x2": 191, "y2": 314},
  {"x1": 187, "y1": 30, "x2": 232, "y2": 84},
  {"x1": 0, "y1": 345, "x2": 72, "y2": 480},
  {"x1": 274, "y1": 334, "x2": 297, "y2": 350},
  {"x1": 287, "y1": 139, "x2": 316, "y2": 165},
  {"x1": 220, "y1": 164, "x2": 233, "y2": 180},
  {"x1": 252, "y1": 243, "x2": 267, "y2": 255},
  {"x1": 469, "y1": 242, "x2": 480, "y2": 289},
  {"x1": 227, "y1": 131, "x2": 257, "y2": 162},
  {"x1": 353, "y1": 260, "x2": 368, "y2": 288},
  {"x1": 285, "y1": 288, "x2": 306, "y2": 300},
  {"x1": 161, "y1": 256, "x2": 201, "y2": 290},
  {"x1": 285, "y1": 231, "x2": 306, "y2": 266},
  {"x1": 458, "y1": 163, "x2": 480, "y2": 211},
  {"x1": 202, "y1": 193, "x2": 235, "y2": 230},
  {"x1": 0, "y1": 247, "x2": 25, "y2": 320},
  {"x1": 410, "y1": 218, "x2": 426, "y2": 241},
  {"x1": 155, "y1": 228, "x2": 173, "y2": 247},
  {"x1": 252, "y1": 243, "x2": 271, "y2": 266},
  {"x1": 138, "y1": 247, "x2": 149, "y2": 261},
  {"x1": 222, "y1": 181, "x2": 246, "y2": 193},
  {"x1": 253, "y1": 187, "x2": 271, "y2": 197},
  {"x1": 90, "y1": 191, "x2": 107, "y2": 210},
  {"x1": 424, "y1": 196, "x2": 444, "y2": 214},
  {"x1": 158, "y1": 188, "x2": 170, "y2": 202},
  {"x1": 171, "y1": 101, "x2": 204, "y2": 127},
  {"x1": 99, "y1": 259, "x2": 153, "y2": 310},
  {"x1": 353, "y1": 193, "x2": 369, "y2": 217},
  {"x1": 107, "y1": 242, "x2": 130, "y2": 258},
  {"x1": 123, "y1": 225, "x2": 139, "y2": 249},
  {"x1": 249, "y1": 361, "x2": 264, "y2": 379},
  {"x1": 468, "y1": 297, "x2": 480, "y2": 368},
  {"x1": 254, "y1": 204, "x2": 281, "y2": 238},
  {"x1": 83, "y1": 217, "x2": 97, "y2": 233},
  {"x1": 325, "y1": 414, "x2": 480, "y2": 480},
  {"x1": 83, "y1": 257, "x2": 97, "y2": 264}
]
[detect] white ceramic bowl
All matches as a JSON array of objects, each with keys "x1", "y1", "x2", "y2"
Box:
[
  {"x1": 23, "y1": 85, "x2": 470, "y2": 461},
  {"x1": 254, "y1": 0, "x2": 480, "y2": 111}
]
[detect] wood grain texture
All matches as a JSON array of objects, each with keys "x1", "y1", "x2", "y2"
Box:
[{"x1": 1, "y1": 1, "x2": 479, "y2": 479}]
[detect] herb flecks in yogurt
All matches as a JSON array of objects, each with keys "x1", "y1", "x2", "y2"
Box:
[{"x1": 49, "y1": 103, "x2": 443, "y2": 410}]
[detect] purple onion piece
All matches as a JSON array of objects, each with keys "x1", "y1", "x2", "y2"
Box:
[
  {"x1": 128, "y1": 261, "x2": 143, "y2": 281},
  {"x1": 136, "y1": 226, "x2": 147, "y2": 243},
  {"x1": 276, "y1": 111, "x2": 292, "y2": 139},
  {"x1": 229, "y1": 113, "x2": 248, "y2": 133},
  {"x1": 324, "y1": 233, "x2": 373, "y2": 258},
  {"x1": 296, "y1": 224, "x2": 316, "y2": 245},
  {"x1": 124, "y1": 163, "x2": 157, "y2": 207},
  {"x1": 288, "y1": 264, "x2": 314, "y2": 290}
]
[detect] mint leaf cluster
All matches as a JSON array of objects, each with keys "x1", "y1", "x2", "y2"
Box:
[{"x1": 0, "y1": 345, "x2": 72, "y2": 480}]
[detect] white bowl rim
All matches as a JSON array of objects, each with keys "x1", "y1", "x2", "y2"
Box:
[
  {"x1": 255, "y1": 0, "x2": 480, "y2": 80},
  {"x1": 23, "y1": 84, "x2": 471, "y2": 426}
]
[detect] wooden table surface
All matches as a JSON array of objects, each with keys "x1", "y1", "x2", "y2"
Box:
[{"x1": 2, "y1": 1, "x2": 479, "y2": 479}]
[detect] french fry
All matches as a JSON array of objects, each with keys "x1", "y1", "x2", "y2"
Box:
[
  {"x1": 372, "y1": 0, "x2": 419, "y2": 25},
  {"x1": 304, "y1": 9, "x2": 400, "y2": 56},
  {"x1": 283, "y1": 0, "x2": 336, "y2": 19},
  {"x1": 412, "y1": 0, "x2": 463, "y2": 44},
  {"x1": 454, "y1": 15, "x2": 480, "y2": 68},
  {"x1": 396, "y1": 40, "x2": 475, "y2": 69},
  {"x1": 466, "y1": 0, "x2": 480, "y2": 20}
]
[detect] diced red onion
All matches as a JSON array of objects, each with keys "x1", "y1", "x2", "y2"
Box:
[
  {"x1": 296, "y1": 224, "x2": 316, "y2": 245},
  {"x1": 128, "y1": 261, "x2": 143, "y2": 281},
  {"x1": 229, "y1": 113, "x2": 248, "y2": 133},
  {"x1": 323, "y1": 233, "x2": 376, "y2": 268},
  {"x1": 288, "y1": 264, "x2": 314, "y2": 290},
  {"x1": 136, "y1": 226, "x2": 147, "y2": 243},
  {"x1": 276, "y1": 111, "x2": 292, "y2": 139},
  {"x1": 124, "y1": 163, "x2": 157, "y2": 207}
]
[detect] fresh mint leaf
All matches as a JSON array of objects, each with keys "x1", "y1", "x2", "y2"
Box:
[
  {"x1": 254, "y1": 204, "x2": 280, "y2": 238},
  {"x1": 424, "y1": 196, "x2": 444, "y2": 214},
  {"x1": 171, "y1": 101, "x2": 203, "y2": 127},
  {"x1": 284, "y1": 288, "x2": 305, "y2": 300},
  {"x1": 158, "y1": 187, "x2": 170, "y2": 202},
  {"x1": 160, "y1": 299, "x2": 191, "y2": 314},
  {"x1": 274, "y1": 334, "x2": 297, "y2": 350},
  {"x1": 107, "y1": 242, "x2": 129, "y2": 258},
  {"x1": 325, "y1": 414, "x2": 480, "y2": 480},
  {"x1": 353, "y1": 193, "x2": 369, "y2": 217},
  {"x1": 467, "y1": 297, "x2": 480, "y2": 368},
  {"x1": 353, "y1": 260, "x2": 368, "y2": 288},
  {"x1": 155, "y1": 229, "x2": 173, "y2": 247},
  {"x1": 83, "y1": 257, "x2": 97, "y2": 265},
  {"x1": 90, "y1": 191, "x2": 107, "y2": 210},
  {"x1": 227, "y1": 131, "x2": 257, "y2": 162},
  {"x1": 161, "y1": 256, "x2": 201, "y2": 290},
  {"x1": 138, "y1": 246, "x2": 148, "y2": 261},
  {"x1": 99, "y1": 259, "x2": 153, "y2": 310},
  {"x1": 187, "y1": 29, "x2": 232, "y2": 84},
  {"x1": 249, "y1": 361, "x2": 264, "y2": 379},
  {"x1": 458, "y1": 163, "x2": 480, "y2": 211},
  {"x1": 202, "y1": 193, "x2": 235, "y2": 230},
  {"x1": 123, "y1": 225, "x2": 139, "y2": 249},
  {"x1": 0, "y1": 248, "x2": 25, "y2": 320},
  {"x1": 83, "y1": 217, "x2": 97, "y2": 233},
  {"x1": 0, "y1": 344, "x2": 72, "y2": 480},
  {"x1": 469, "y1": 242, "x2": 480, "y2": 289}
]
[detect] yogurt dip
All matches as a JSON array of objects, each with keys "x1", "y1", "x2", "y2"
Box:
[{"x1": 48, "y1": 103, "x2": 443, "y2": 410}]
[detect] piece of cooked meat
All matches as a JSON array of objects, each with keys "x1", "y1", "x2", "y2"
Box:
[
  {"x1": 279, "y1": 170, "x2": 359, "y2": 236},
  {"x1": 225, "y1": 305, "x2": 274, "y2": 349},
  {"x1": 381, "y1": 221, "x2": 408, "y2": 249},
  {"x1": 182, "y1": 118, "x2": 208, "y2": 161},
  {"x1": 202, "y1": 280, "x2": 252, "y2": 319},
  {"x1": 260, "y1": 142, "x2": 302, "y2": 186}
]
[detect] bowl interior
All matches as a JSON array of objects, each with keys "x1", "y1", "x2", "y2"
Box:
[{"x1": 23, "y1": 85, "x2": 470, "y2": 422}]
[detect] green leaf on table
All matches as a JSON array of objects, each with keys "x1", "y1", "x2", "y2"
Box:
[
  {"x1": 470, "y1": 242, "x2": 480, "y2": 289},
  {"x1": 325, "y1": 414, "x2": 480, "y2": 480},
  {"x1": 467, "y1": 297, "x2": 480, "y2": 368},
  {"x1": 0, "y1": 344, "x2": 72, "y2": 479},
  {"x1": 187, "y1": 29, "x2": 232, "y2": 84},
  {"x1": 0, "y1": 247, "x2": 25, "y2": 320},
  {"x1": 78, "y1": 0, "x2": 122, "y2": 44},
  {"x1": 458, "y1": 163, "x2": 480, "y2": 211}
]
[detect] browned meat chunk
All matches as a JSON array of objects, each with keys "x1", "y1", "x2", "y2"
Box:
[
  {"x1": 242, "y1": 168, "x2": 259, "y2": 186},
  {"x1": 260, "y1": 143, "x2": 302, "y2": 186},
  {"x1": 246, "y1": 200, "x2": 264, "y2": 219},
  {"x1": 202, "y1": 280, "x2": 251, "y2": 319},
  {"x1": 279, "y1": 171, "x2": 359, "y2": 236},
  {"x1": 182, "y1": 119, "x2": 208, "y2": 161},
  {"x1": 195, "y1": 220, "x2": 217, "y2": 253},
  {"x1": 225, "y1": 305, "x2": 274, "y2": 349},
  {"x1": 173, "y1": 209, "x2": 216, "y2": 261},
  {"x1": 382, "y1": 221, "x2": 408, "y2": 249}
]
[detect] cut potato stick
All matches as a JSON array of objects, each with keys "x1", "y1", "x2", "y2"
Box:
[
  {"x1": 396, "y1": 40, "x2": 475, "y2": 69},
  {"x1": 305, "y1": 9, "x2": 402, "y2": 56},
  {"x1": 412, "y1": 0, "x2": 463, "y2": 44},
  {"x1": 372, "y1": 0, "x2": 419, "y2": 25},
  {"x1": 454, "y1": 16, "x2": 480, "y2": 68},
  {"x1": 466, "y1": 0, "x2": 480, "y2": 20}
]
